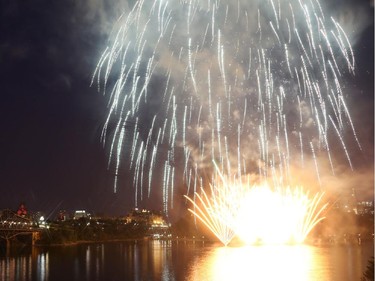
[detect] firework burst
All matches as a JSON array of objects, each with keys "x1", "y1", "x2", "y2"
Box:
[
  {"x1": 184, "y1": 162, "x2": 243, "y2": 245},
  {"x1": 185, "y1": 163, "x2": 328, "y2": 245},
  {"x1": 234, "y1": 185, "x2": 327, "y2": 244},
  {"x1": 93, "y1": 0, "x2": 360, "y2": 215}
]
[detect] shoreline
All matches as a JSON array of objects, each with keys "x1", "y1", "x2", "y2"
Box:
[
  {"x1": 34, "y1": 236, "x2": 374, "y2": 247},
  {"x1": 34, "y1": 237, "x2": 151, "y2": 247},
  {"x1": 1, "y1": 236, "x2": 373, "y2": 250}
]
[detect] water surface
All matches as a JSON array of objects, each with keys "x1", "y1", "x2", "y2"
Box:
[{"x1": 0, "y1": 240, "x2": 372, "y2": 281}]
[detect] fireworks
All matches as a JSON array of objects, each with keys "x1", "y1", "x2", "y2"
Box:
[
  {"x1": 234, "y1": 185, "x2": 327, "y2": 244},
  {"x1": 185, "y1": 163, "x2": 328, "y2": 245},
  {"x1": 184, "y1": 162, "x2": 242, "y2": 246},
  {"x1": 93, "y1": 0, "x2": 360, "y2": 215}
]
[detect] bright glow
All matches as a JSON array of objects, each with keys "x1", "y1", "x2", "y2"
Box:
[
  {"x1": 185, "y1": 169, "x2": 327, "y2": 245},
  {"x1": 235, "y1": 185, "x2": 327, "y2": 244},
  {"x1": 187, "y1": 245, "x2": 329, "y2": 281}
]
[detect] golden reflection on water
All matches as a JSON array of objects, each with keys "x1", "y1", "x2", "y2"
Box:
[
  {"x1": 0, "y1": 241, "x2": 371, "y2": 281},
  {"x1": 187, "y1": 245, "x2": 330, "y2": 281}
]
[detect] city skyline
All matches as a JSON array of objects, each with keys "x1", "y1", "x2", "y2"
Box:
[{"x1": 0, "y1": 0, "x2": 373, "y2": 217}]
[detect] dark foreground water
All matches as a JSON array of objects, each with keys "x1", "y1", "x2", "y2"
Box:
[{"x1": 0, "y1": 240, "x2": 373, "y2": 281}]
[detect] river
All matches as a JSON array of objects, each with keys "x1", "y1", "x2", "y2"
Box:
[{"x1": 0, "y1": 240, "x2": 373, "y2": 281}]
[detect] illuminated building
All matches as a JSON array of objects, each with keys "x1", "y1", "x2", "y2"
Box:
[
  {"x1": 73, "y1": 210, "x2": 91, "y2": 220},
  {"x1": 125, "y1": 208, "x2": 170, "y2": 238},
  {"x1": 357, "y1": 201, "x2": 374, "y2": 215}
]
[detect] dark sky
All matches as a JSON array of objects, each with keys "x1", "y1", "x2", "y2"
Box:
[
  {"x1": 0, "y1": 1, "x2": 121, "y2": 216},
  {"x1": 0, "y1": 0, "x2": 373, "y2": 218}
]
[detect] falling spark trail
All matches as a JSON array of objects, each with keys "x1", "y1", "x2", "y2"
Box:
[{"x1": 329, "y1": 116, "x2": 353, "y2": 170}]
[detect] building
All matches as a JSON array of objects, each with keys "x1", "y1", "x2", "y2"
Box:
[
  {"x1": 357, "y1": 201, "x2": 374, "y2": 215},
  {"x1": 125, "y1": 208, "x2": 170, "y2": 238},
  {"x1": 57, "y1": 210, "x2": 68, "y2": 221},
  {"x1": 336, "y1": 188, "x2": 358, "y2": 214},
  {"x1": 73, "y1": 210, "x2": 91, "y2": 220}
]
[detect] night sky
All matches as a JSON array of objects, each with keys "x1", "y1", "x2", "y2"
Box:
[{"x1": 0, "y1": 0, "x2": 373, "y2": 218}]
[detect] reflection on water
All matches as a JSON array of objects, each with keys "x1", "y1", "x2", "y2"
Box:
[
  {"x1": 187, "y1": 243, "x2": 373, "y2": 281},
  {"x1": 37, "y1": 251, "x2": 48, "y2": 281},
  {"x1": 0, "y1": 241, "x2": 373, "y2": 281},
  {"x1": 188, "y1": 245, "x2": 325, "y2": 281},
  {"x1": 0, "y1": 247, "x2": 48, "y2": 281}
]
